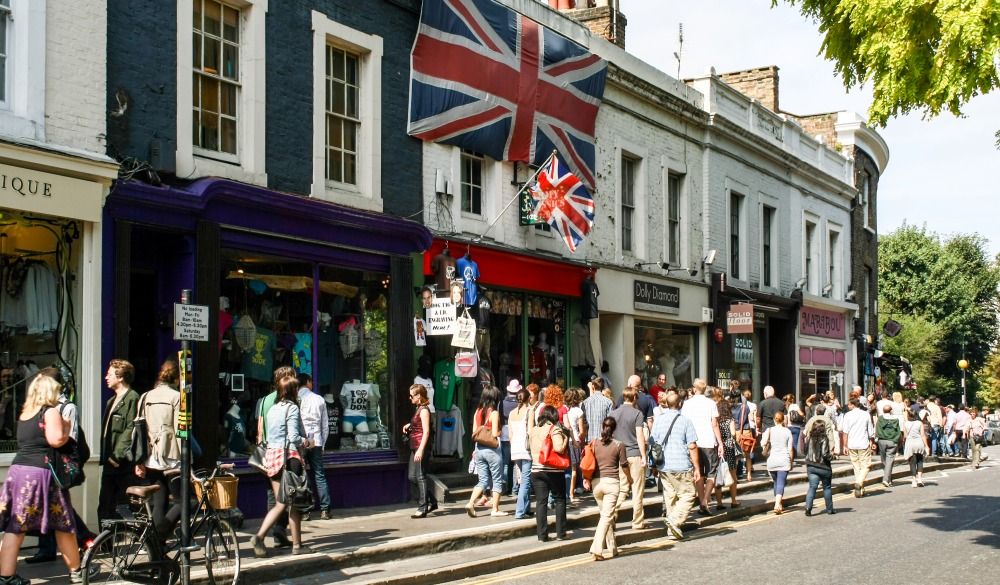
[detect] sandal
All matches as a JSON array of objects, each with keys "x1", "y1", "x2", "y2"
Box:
[{"x1": 730, "y1": 501, "x2": 742, "y2": 507}]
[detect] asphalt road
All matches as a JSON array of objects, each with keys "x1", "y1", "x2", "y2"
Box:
[{"x1": 454, "y1": 457, "x2": 1000, "y2": 585}]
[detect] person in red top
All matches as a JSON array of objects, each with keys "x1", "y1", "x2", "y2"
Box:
[
  {"x1": 404, "y1": 384, "x2": 437, "y2": 518},
  {"x1": 649, "y1": 374, "x2": 668, "y2": 407}
]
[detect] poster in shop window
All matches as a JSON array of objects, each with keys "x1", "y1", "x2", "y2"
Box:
[{"x1": 426, "y1": 297, "x2": 457, "y2": 336}]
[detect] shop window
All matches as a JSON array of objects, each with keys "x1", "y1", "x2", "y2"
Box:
[
  {"x1": 483, "y1": 292, "x2": 566, "y2": 390},
  {"x1": 325, "y1": 45, "x2": 360, "y2": 185},
  {"x1": 666, "y1": 174, "x2": 681, "y2": 266},
  {"x1": 193, "y1": 0, "x2": 241, "y2": 156},
  {"x1": 460, "y1": 150, "x2": 483, "y2": 216},
  {"x1": 621, "y1": 156, "x2": 636, "y2": 253},
  {"x1": 799, "y1": 368, "x2": 843, "y2": 403},
  {"x1": 634, "y1": 320, "x2": 698, "y2": 391},
  {"x1": 804, "y1": 219, "x2": 818, "y2": 293},
  {"x1": 218, "y1": 249, "x2": 392, "y2": 456},
  {"x1": 0, "y1": 210, "x2": 83, "y2": 453},
  {"x1": 827, "y1": 227, "x2": 841, "y2": 298}
]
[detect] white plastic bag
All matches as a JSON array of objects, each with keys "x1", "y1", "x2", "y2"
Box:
[{"x1": 716, "y1": 457, "x2": 731, "y2": 487}]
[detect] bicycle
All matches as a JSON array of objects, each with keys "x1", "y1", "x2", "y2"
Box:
[{"x1": 82, "y1": 462, "x2": 242, "y2": 585}]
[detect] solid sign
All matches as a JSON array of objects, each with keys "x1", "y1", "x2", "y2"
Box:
[
  {"x1": 173, "y1": 304, "x2": 210, "y2": 341},
  {"x1": 727, "y1": 305, "x2": 754, "y2": 334},
  {"x1": 734, "y1": 335, "x2": 754, "y2": 364},
  {"x1": 633, "y1": 280, "x2": 680, "y2": 314},
  {"x1": 425, "y1": 297, "x2": 457, "y2": 335},
  {"x1": 799, "y1": 306, "x2": 846, "y2": 339}
]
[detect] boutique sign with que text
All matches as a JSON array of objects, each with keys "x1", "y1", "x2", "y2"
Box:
[
  {"x1": 633, "y1": 280, "x2": 680, "y2": 314},
  {"x1": 0, "y1": 163, "x2": 104, "y2": 222},
  {"x1": 800, "y1": 306, "x2": 846, "y2": 339}
]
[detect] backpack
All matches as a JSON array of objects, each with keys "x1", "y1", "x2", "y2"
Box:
[{"x1": 789, "y1": 409, "x2": 805, "y2": 425}]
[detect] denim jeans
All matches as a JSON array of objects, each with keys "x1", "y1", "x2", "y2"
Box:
[
  {"x1": 305, "y1": 446, "x2": 331, "y2": 511},
  {"x1": 805, "y1": 465, "x2": 833, "y2": 512},
  {"x1": 408, "y1": 450, "x2": 436, "y2": 511},
  {"x1": 475, "y1": 445, "x2": 504, "y2": 491},
  {"x1": 930, "y1": 425, "x2": 943, "y2": 456},
  {"x1": 501, "y1": 441, "x2": 513, "y2": 494},
  {"x1": 514, "y1": 459, "x2": 533, "y2": 518}
]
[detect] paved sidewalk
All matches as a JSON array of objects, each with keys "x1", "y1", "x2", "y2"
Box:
[{"x1": 15, "y1": 455, "x2": 973, "y2": 584}]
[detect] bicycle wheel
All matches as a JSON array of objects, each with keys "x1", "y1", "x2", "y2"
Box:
[
  {"x1": 83, "y1": 523, "x2": 171, "y2": 585},
  {"x1": 204, "y1": 517, "x2": 241, "y2": 585}
]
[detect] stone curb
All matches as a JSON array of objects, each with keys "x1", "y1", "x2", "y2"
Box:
[{"x1": 229, "y1": 459, "x2": 967, "y2": 584}]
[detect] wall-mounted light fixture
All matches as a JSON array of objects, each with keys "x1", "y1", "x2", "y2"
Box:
[
  {"x1": 822, "y1": 284, "x2": 834, "y2": 297},
  {"x1": 845, "y1": 289, "x2": 857, "y2": 302},
  {"x1": 794, "y1": 277, "x2": 807, "y2": 290}
]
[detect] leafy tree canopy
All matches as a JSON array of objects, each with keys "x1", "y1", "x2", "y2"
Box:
[
  {"x1": 878, "y1": 224, "x2": 1000, "y2": 401},
  {"x1": 776, "y1": 0, "x2": 1000, "y2": 127}
]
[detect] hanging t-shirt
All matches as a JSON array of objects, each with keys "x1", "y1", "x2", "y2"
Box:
[
  {"x1": 433, "y1": 359, "x2": 457, "y2": 412},
  {"x1": 315, "y1": 328, "x2": 337, "y2": 386},
  {"x1": 434, "y1": 406, "x2": 464, "y2": 457},
  {"x1": 474, "y1": 292, "x2": 492, "y2": 328},
  {"x1": 581, "y1": 278, "x2": 600, "y2": 319},
  {"x1": 414, "y1": 375, "x2": 436, "y2": 413},
  {"x1": 293, "y1": 332, "x2": 313, "y2": 375},
  {"x1": 341, "y1": 383, "x2": 377, "y2": 419},
  {"x1": 455, "y1": 256, "x2": 480, "y2": 306},
  {"x1": 219, "y1": 311, "x2": 235, "y2": 351},
  {"x1": 224, "y1": 411, "x2": 248, "y2": 455},
  {"x1": 430, "y1": 252, "x2": 458, "y2": 291},
  {"x1": 241, "y1": 327, "x2": 275, "y2": 381},
  {"x1": 325, "y1": 396, "x2": 342, "y2": 449}
]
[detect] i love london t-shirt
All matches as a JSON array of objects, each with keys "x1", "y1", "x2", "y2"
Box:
[{"x1": 242, "y1": 327, "x2": 275, "y2": 381}]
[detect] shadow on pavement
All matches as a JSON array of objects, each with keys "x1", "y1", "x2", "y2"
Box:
[{"x1": 911, "y1": 495, "x2": 1000, "y2": 548}]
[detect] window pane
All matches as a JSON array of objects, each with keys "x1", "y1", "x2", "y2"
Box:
[
  {"x1": 332, "y1": 83, "x2": 345, "y2": 115},
  {"x1": 346, "y1": 54, "x2": 358, "y2": 85},
  {"x1": 204, "y1": 0, "x2": 221, "y2": 36},
  {"x1": 192, "y1": 110, "x2": 200, "y2": 147},
  {"x1": 328, "y1": 116, "x2": 343, "y2": 149},
  {"x1": 221, "y1": 118, "x2": 237, "y2": 154},
  {"x1": 194, "y1": 0, "x2": 203, "y2": 31},
  {"x1": 345, "y1": 153, "x2": 357, "y2": 191},
  {"x1": 192, "y1": 73, "x2": 200, "y2": 107},
  {"x1": 328, "y1": 148, "x2": 343, "y2": 182},
  {"x1": 201, "y1": 76, "x2": 220, "y2": 114},
  {"x1": 223, "y1": 6, "x2": 239, "y2": 42},
  {"x1": 193, "y1": 34, "x2": 202, "y2": 68},
  {"x1": 472, "y1": 186, "x2": 482, "y2": 215},
  {"x1": 204, "y1": 39, "x2": 220, "y2": 75},
  {"x1": 220, "y1": 83, "x2": 236, "y2": 116},
  {"x1": 201, "y1": 112, "x2": 219, "y2": 150},
  {"x1": 346, "y1": 86, "x2": 359, "y2": 119},
  {"x1": 331, "y1": 49, "x2": 344, "y2": 81},
  {"x1": 344, "y1": 120, "x2": 358, "y2": 152},
  {"x1": 223, "y1": 44, "x2": 238, "y2": 79}
]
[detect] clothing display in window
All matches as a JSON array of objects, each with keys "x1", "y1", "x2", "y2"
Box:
[
  {"x1": 315, "y1": 328, "x2": 337, "y2": 386},
  {"x1": 430, "y1": 251, "x2": 458, "y2": 291},
  {"x1": 0, "y1": 262, "x2": 59, "y2": 334},
  {"x1": 455, "y1": 255, "x2": 480, "y2": 306},
  {"x1": 223, "y1": 404, "x2": 248, "y2": 456},
  {"x1": 340, "y1": 382, "x2": 379, "y2": 433},
  {"x1": 240, "y1": 326, "x2": 275, "y2": 381},
  {"x1": 580, "y1": 277, "x2": 600, "y2": 320},
  {"x1": 570, "y1": 321, "x2": 596, "y2": 367},
  {"x1": 325, "y1": 394, "x2": 342, "y2": 450},
  {"x1": 474, "y1": 292, "x2": 492, "y2": 328},
  {"x1": 414, "y1": 375, "x2": 436, "y2": 413},
  {"x1": 293, "y1": 332, "x2": 313, "y2": 375},
  {"x1": 434, "y1": 405, "x2": 464, "y2": 458},
  {"x1": 433, "y1": 359, "x2": 456, "y2": 412}
]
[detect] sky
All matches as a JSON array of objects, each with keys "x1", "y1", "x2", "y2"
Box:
[{"x1": 621, "y1": 0, "x2": 1000, "y2": 256}]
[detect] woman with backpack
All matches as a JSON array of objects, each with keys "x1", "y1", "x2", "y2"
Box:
[
  {"x1": 875, "y1": 404, "x2": 902, "y2": 487},
  {"x1": 466, "y1": 385, "x2": 505, "y2": 517},
  {"x1": 785, "y1": 394, "x2": 806, "y2": 458},
  {"x1": 804, "y1": 418, "x2": 837, "y2": 516}
]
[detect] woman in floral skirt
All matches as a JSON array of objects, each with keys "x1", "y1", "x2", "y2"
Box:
[{"x1": 0, "y1": 374, "x2": 83, "y2": 584}]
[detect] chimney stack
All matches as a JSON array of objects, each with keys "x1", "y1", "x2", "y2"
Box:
[
  {"x1": 551, "y1": 1, "x2": 626, "y2": 50},
  {"x1": 717, "y1": 66, "x2": 780, "y2": 113}
]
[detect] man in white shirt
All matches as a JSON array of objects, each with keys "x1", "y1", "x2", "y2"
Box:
[
  {"x1": 298, "y1": 373, "x2": 331, "y2": 520},
  {"x1": 841, "y1": 397, "x2": 875, "y2": 498},
  {"x1": 680, "y1": 378, "x2": 724, "y2": 515}
]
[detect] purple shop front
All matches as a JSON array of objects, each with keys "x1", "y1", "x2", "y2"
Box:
[{"x1": 102, "y1": 178, "x2": 429, "y2": 517}]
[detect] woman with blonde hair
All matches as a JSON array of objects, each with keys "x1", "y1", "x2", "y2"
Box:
[
  {"x1": 250, "y1": 376, "x2": 312, "y2": 557},
  {"x1": 0, "y1": 375, "x2": 83, "y2": 584}
]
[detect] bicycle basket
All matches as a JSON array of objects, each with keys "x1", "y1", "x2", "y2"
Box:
[{"x1": 193, "y1": 476, "x2": 239, "y2": 510}]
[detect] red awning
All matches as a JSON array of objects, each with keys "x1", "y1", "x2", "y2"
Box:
[{"x1": 422, "y1": 239, "x2": 592, "y2": 297}]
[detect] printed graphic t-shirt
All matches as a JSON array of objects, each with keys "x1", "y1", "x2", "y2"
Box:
[
  {"x1": 434, "y1": 359, "x2": 457, "y2": 412},
  {"x1": 455, "y1": 256, "x2": 480, "y2": 306},
  {"x1": 241, "y1": 327, "x2": 275, "y2": 381}
]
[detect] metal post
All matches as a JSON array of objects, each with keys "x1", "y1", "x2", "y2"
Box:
[{"x1": 179, "y1": 289, "x2": 193, "y2": 585}]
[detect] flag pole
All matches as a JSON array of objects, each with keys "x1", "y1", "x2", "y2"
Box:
[{"x1": 473, "y1": 151, "x2": 557, "y2": 243}]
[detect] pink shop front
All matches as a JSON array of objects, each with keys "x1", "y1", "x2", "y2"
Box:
[{"x1": 796, "y1": 302, "x2": 857, "y2": 404}]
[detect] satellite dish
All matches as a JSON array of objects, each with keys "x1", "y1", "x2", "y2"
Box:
[{"x1": 883, "y1": 319, "x2": 903, "y2": 338}]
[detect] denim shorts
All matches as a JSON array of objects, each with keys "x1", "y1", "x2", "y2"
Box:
[{"x1": 475, "y1": 445, "x2": 504, "y2": 491}]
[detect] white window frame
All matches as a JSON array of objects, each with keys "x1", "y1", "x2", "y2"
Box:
[
  {"x1": 803, "y1": 214, "x2": 820, "y2": 295},
  {"x1": 459, "y1": 150, "x2": 484, "y2": 218},
  {"x1": 666, "y1": 172, "x2": 682, "y2": 266},
  {"x1": 616, "y1": 140, "x2": 647, "y2": 260},
  {"x1": 310, "y1": 11, "x2": 382, "y2": 211},
  {"x1": 450, "y1": 147, "x2": 500, "y2": 237},
  {"x1": 729, "y1": 192, "x2": 744, "y2": 281},
  {"x1": 761, "y1": 203, "x2": 777, "y2": 289},
  {"x1": 0, "y1": 0, "x2": 45, "y2": 141},
  {"x1": 827, "y1": 223, "x2": 842, "y2": 298},
  {"x1": 177, "y1": 0, "x2": 267, "y2": 185}
]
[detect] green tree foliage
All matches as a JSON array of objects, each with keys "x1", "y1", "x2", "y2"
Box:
[
  {"x1": 878, "y1": 224, "x2": 1000, "y2": 401},
  {"x1": 776, "y1": 0, "x2": 1000, "y2": 126},
  {"x1": 975, "y1": 350, "x2": 1000, "y2": 409}
]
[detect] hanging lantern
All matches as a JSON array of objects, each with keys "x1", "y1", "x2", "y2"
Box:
[{"x1": 234, "y1": 314, "x2": 257, "y2": 353}]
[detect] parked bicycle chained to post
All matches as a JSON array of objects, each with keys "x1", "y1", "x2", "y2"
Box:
[{"x1": 81, "y1": 461, "x2": 241, "y2": 585}]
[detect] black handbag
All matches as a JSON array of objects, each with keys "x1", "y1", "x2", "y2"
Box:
[
  {"x1": 278, "y1": 442, "x2": 314, "y2": 512},
  {"x1": 247, "y1": 442, "x2": 268, "y2": 473},
  {"x1": 124, "y1": 394, "x2": 150, "y2": 463}
]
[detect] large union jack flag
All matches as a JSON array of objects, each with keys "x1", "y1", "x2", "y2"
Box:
[
  {"x1": 526, "y1": 153, "x2": 595, "y2": 252},
  {"x1": 408, "y1": 0, "x2": 607, "y2": 189}
]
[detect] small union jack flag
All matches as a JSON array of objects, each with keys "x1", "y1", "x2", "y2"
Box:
[
  {"x1": 526, "y1": 153, "x2": 595, "y2": 253},
  {"x1": 408, "y1": 0, "x2": 607, "y2": 189}
]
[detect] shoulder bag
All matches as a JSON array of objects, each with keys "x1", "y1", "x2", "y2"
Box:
[
  {"x1": 539, "y1": 426, "x2": 570, "y2": 469},
  {"x1": 248, "y1": 398, "x2": 269, "y2": 473},
  {"x1": 761, "y1": 429, "x2": 772, "y2": 458},
  {"x1": 42, "y1": 406, "x2": 85, "y2": 490},
  {"x1": 648, "y1": 413, "x2": 679, "y2": 469},
  {"x1": 471, "y1": 408, "x2": 499, "y2": 448},
  {"x1": 277, "y1": 406, "x2": 314, "y2": 512},
  {"x1": 580, "y1": 439, "x2": 597, "y2": 480},
  {"x1": 124, "y1": 393, "x2": 151, "y2": 463}
]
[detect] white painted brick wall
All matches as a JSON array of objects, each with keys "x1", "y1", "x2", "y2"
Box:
[{"x1": 44, "y1": 0, "x2": 106, "y2": 153}]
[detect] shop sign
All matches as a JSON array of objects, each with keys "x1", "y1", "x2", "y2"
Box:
[
  {"x1": 633, "y1": 280, "x2": 680, "y2": 314},
  {"x1": 726, "y1": 305, "x2": 754, "y2": 334},
  {"x1": 716, "y1": 369, "x2": 733, "y2": 390},
  {"x1": 0, "y1": 163, "x2": 104, "y2": 222},
  {"x1": 800, "y1": 306, "x2": 846, "y2": 339},
  {"x1": 754, "y1": 310, "x2": 766, "y2": 325},
  {"x1": 733, "y1": 335, "x2": 754, "y2": 364},
  {"x1": 425, "y1": 297, "x2": 457, "y2": 335}
]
